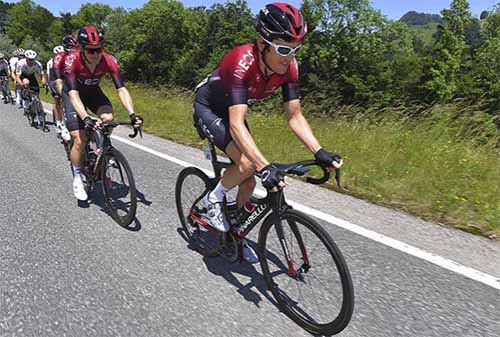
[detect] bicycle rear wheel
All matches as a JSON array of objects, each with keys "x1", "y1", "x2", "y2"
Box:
[
  {"x1": 258, "y1": 209, "x2": 354, "y2": 336},
  {"x1": 175, "y1": 167, "x2": 227, "y2": 257},
  {"x1": 101, "y1": 148, "x2": 137, "y2": 227}
]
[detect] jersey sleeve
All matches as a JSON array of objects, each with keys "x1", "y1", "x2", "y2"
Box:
[
  {"x1": 46, "y1": 60, "x2": 51, "y2": 76},
  {"x1": 15, "y1": 60, "x2": 23, "y2": 74},
  {"x1": 63, "y1": 53, "x2": 79, "y2": 91},
  {"x1": 105, "y1": 54, "x2": 124, "y2": 89},
  {"x1": 281, "y1": 59, "x2": 300, "y2": 102},
  {"x1": 220, "y1": 49, "x2": 254, "y2": 107},
  {"x1": 36, "y1": 61, "x2": 44, "y2": 75},
  {"x1": 53, "y1": 54, "x2": 64, "y2": 79}
]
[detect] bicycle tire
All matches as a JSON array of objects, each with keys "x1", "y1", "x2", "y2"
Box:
[
  {"x1": 101, "y1": 148, "x2": 137, "y2": 227},
  {"x1": 175, "y1": 167, "x2": 222, "y2": 257},
  {"x1": 258, "y1": 209, "x2": 354, "y2": 336}
]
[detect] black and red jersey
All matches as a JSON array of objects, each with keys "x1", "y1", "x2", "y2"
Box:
[
  {"x1": 195, "y1": 43, "x2": 299, "y2": 115},
  {"x1": 63, "y1": 50, "x2": 124, "y2": 90}
]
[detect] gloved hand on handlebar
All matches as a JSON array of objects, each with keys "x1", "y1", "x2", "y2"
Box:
[
  {"x1": 259, "y1": 164, "x2": 285, "y2": 190},
  {"x1": 314, "y1": 149, "x2": 343, "y2": 169},
  {"x1": 83, "y1": 116, "x2": 96, "y2": 130},
  {"x1": 129, "y1": 113, "x2": 143, "y2": 128}
]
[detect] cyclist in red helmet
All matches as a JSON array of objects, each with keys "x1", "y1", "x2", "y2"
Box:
[
  {"x1": 63, "y1": 25, "x2": 143, "y2": 201},
  {"x1": 193, "y1": 3, "x2": 342, "y2": 263}
]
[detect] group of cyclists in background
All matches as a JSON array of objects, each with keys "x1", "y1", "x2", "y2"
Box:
[{"x1": 4, "y1": 2, "x2": 343, "y2": 265}]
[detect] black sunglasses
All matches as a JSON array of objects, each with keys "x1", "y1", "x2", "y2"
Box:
[{"x1": 85, "y1": 47, "x2": 103, "y2": 55}]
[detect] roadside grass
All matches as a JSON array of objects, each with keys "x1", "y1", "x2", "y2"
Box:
[{"x1": 51, "y1": 81, "x2": 500, "y2": 238}]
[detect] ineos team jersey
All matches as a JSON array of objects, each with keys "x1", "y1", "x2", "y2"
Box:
[
  {"x1": 195, "y1": 43, "x2": 299, "y2": 116},
  {"x1": 63, "y1": 50, "x2": 124, "y2": 90}
]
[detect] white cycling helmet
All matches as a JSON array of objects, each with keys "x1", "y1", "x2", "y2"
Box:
[
  {"x1": 15, "y1": 48, "x2": 25, "y2": 57},
  {"x1": 53, "y1": 45, "x2": 64, "y2": 54},
  {"x1": 24, "y1": 49, "x2": 37, "y2": 60}
]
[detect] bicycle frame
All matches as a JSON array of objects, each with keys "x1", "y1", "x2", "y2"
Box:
[{"x1": 197, "y1": 141, "x2": 309, "y2": 273}]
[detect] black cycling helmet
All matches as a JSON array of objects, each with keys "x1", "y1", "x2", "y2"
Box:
[
  {"x1": 62, "y1": 34, "x2": 78, "y2": 50},
  {"x1": 256, "y1": 3, "x2": 307, "y2": 42}
]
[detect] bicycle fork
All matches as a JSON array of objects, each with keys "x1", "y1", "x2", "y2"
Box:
[{"x1": 272, "y1": 192, "x2": 310, "y2": 280}]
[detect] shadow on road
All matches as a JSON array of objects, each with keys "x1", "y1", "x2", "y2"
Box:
[{"x1": 176, "y1": 227, "x2": 278, "y2": 309}]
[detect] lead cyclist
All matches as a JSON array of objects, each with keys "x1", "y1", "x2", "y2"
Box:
[{"x1": 193, "y1": 3, "x2": 342, "y2": 263}]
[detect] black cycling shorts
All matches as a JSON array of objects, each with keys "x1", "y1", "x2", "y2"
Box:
[
  {"x1": 20, "y1": 74, "x2": 39, "y2": 93},
  {"x1": 63, "y1": 85, "x2": 112, "y2": 132},
  {"x1": 193, "y1": 101, "x2": 249, "y2": 153},
  {"x1": 48, "y1": 81, "x2": 60, "y2": 98}
]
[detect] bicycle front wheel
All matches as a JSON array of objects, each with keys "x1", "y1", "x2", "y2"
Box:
[
  {"x1": 258, "y1": 209, "x2": 354, "y2": 336},
  {"x1": 101, "y1": 148, "x2": 137, "y2": 227}
]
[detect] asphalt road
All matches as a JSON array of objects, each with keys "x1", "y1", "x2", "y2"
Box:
[{"x1": 0, "y1": 102, "x2": 499, "y2": 337}]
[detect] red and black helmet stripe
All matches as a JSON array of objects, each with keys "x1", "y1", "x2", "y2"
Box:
[{"x1": 77, "y1": 25, "x2": 104, "y2": 47}]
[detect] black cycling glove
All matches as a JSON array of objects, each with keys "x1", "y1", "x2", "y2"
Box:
[
  {"x1": 259, "y1": 164, "x2": 285, "y2": 190},
  {"x1": 315, "y1": 149, "x2": 342, "y2": 168},
  {"x1": 83, "y1": 116, "x2": 96, "y2": 130},
  {"x1": 129, "y1": 113, "x2": 143, "y2": 126}
]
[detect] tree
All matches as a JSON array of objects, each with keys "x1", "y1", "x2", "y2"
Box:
[
  {"x1": 0, "y1": 1, "x2": 13, "y2": 34},
  {"x1": 5, "y1": 0, "x2": 53, "y2": 46},
  {"x1": 71, "y1": 3, "x2": 113, "y2": 32},
  {"x1": 425, "y1": 0, "x2": 472, "y2": 102}
]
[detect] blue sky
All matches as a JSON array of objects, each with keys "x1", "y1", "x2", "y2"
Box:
[{"x1": 5, "y1": 0, "x2": 499, "y2": 19}]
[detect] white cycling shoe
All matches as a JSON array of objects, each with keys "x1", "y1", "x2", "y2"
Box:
[
  {"x1": 202, "y1": 193, "x2": 229, "y2": 232},
  {"x1": 73, "y1": 174, "x2": 88, "y2": 201}
]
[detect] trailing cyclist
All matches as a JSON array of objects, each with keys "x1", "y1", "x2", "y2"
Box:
[
  {"x1": 193, "y1": 3, "x2": 342, "y2": 263},
  {"x1": 0, "y1": 52, "x2": 11, "y2": 103},
  {"x1": 9, "y1": 48, "x2": 24, "y2": 108},
  {"x1": 15, "y1": 49, "x2": 46, "y2": 127},
  {"x1": 47, "y1": 40, "x2": 74, "y2": 141},
  {"x1": 63, "y1": 25, "x2": 143, "y2": 201}
]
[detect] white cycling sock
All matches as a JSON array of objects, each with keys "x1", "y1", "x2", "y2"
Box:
[
  {"x1": 208, "y1": 180, "x2": 229, "y2": 203},
  {"x1": 72, "y1": 166, "x2": 82, "y2": 177}
]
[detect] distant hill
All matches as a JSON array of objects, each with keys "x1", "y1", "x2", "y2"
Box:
[{"x1": 399, "y1": 11, "x2": 443, "y2": 26}]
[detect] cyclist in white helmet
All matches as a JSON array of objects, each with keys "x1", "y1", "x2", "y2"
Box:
[
  {"x1": 9, "y1": 48, "x2": 24, "y2": 107},
  {"x1": 47, "y1": 45, "x2": 70, "y2": 140},
  {"x1": 0, "y1": 52, "x2": 11, "y2": 103},
  {"x1": 16, "y1": 49, "x2": 46, "y2": 127}
]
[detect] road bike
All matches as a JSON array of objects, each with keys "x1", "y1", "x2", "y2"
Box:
[
  {"x1": 64, "y1": 119, "x2": 142, "y2": 227},
  {"x1": 22, "y1": 87, "x2": 46, "y2": 131},
  {"x1": 175, "y1": 141, "x2": 354, "y2": 336}
]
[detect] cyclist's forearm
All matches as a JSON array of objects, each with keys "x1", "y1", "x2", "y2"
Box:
[
  {"x1": 286, "y1": 101, "x2": 321, "y2": 154},
  {"x1": 15, "y1": 75, "x2": 22, "y2": 86},
  {"x1": 69, "y1": 90, "x2": 89, "y2": 120},
  {"x1": 117, "y1": 87, "x2": 135, "y2": 115},
  {"x1": 230, "y1": 123, "x2": 269, "y2": 171}
]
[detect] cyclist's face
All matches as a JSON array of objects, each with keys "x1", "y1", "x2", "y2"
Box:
[
  {"x1": 83, "y1": 46, "x2": 103, "y2": 64},
  {"x1": 264, "y1": 39, "x2": 299, "y2": 75}
]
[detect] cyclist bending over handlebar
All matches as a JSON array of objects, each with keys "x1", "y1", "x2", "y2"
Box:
[
  {"x1": 63, "y1": 25, "x2": 143, "y2": 201},
  {"x1": 193, "y1": 3, "x2": 342, "y2": 263}
]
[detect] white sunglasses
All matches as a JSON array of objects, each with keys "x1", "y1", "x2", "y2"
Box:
[{"x1": 262, "y1": 37, "x2": 301, "y2": 57}]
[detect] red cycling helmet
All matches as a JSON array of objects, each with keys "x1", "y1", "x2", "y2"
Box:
[
  {"x1": 62, "y1": 34, "x2": 78, "y2": 50},
  {"x1": 256, "y1": 3, "x2": 307, "y2": 42},
  {"x1": 77, "y1": 25, "x2": 104, "y2": 47}
]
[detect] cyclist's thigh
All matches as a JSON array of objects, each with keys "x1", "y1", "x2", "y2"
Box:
[
  {"x1": 193, "y1": 101, "x2": 232, "y2": 152},
  {"x1": 62, "y1": 89, "x2": 84, "y2": 132},
  {"x1": 85, "y1": 86, "x2": 112, "y2": 119}
]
